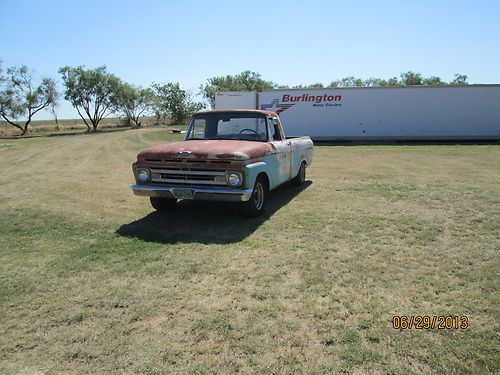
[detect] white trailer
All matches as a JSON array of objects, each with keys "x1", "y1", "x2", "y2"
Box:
[
  {"x1": 215, "y1": 86, "x2": 500, "y2": 141},
  {"x1": 215, "y1": 91, "x2": 257, "y2": 111}
]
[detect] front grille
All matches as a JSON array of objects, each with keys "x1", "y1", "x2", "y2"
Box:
[{"x1": 150, "y1": 168, "x2": 227, "y2": 186}]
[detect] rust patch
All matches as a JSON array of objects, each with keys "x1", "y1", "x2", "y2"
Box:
[{"x1": 137, "y1": 140, "x2": 272, "y2": 162}]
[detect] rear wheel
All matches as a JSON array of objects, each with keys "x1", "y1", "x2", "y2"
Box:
[
  {"x1": 291, "y1": 161, "x2": 306, "y2": 186},
  {"x1": 150, "y1": 197, "x2": 177, "y2": 211},
  {"x1": 242, "y1": 176, "x2": 267, "y2": 216}
]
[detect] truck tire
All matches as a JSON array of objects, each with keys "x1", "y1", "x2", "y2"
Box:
[
  {"x1": 150, "y1": 197, "x2": 177, "y2": 211},
  {"x1": 291, "y1": 161, "x2": 306, "y2": 186},
  {"x1": 242, "y1": 176, "x2": 267, "y2": 216}
]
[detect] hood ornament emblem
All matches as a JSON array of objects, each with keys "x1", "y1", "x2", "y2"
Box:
[{"x1": 178, "y1": 150, "x2": 192, "y2": 158}]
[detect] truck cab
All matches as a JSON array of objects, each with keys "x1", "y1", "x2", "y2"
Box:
[{"x1": 131, "y1": 110, "x2": 313, "y2": 216}]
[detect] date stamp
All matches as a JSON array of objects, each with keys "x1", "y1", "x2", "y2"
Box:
[{"x1": 392, "y1": 315, "x2": 469, "y2": 330}]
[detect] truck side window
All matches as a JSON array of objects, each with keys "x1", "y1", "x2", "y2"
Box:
[
  {"x1": 192, "y1": 119, "x2": 206, "y2": 137},
  {"x1": 268, "y1": 119, "x2": 276, "y2": 140},
  {"x1": 270, "y1": 118, "x2": 283, "y2": 141}
]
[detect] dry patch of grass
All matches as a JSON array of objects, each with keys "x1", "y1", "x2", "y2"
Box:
[
  {"x1": 0, "y1": 116, "x2": 174, "y2": 137},
  {"x1": 0, "y1": 130, "x2": 498, "y2": 374}
]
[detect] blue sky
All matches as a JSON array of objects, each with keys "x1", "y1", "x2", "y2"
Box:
[{"x1": 1, "y1": 0, "x2": 499, "y2": 119}]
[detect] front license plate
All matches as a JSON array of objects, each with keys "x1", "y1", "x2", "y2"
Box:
[{"x1": 172, "y1": 189, "x2": 195, "y2": 200}]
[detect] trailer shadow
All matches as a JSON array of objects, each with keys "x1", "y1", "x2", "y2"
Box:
[{"x1": 116, "y1": 181, "x2": 312, "y2": 244}]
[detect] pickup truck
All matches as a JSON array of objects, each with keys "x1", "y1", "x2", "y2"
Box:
[{"x1": 131, "y1": 109, "x2": 313, "y2": 216}]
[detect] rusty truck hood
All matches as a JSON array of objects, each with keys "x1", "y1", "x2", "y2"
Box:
[{"x1": 137, "y1": 140, "x2": 272, "y2": 161}]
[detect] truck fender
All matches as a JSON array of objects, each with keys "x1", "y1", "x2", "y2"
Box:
[{"x1": 245, "y1": 161, "x2": 272, "y2": 191}]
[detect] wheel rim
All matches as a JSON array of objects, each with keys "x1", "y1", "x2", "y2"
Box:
[
  {"x1": 253, "y1": 182, "x2": 264, "y2": 210},
  {"x1": 300, "y1": 163, "x2": 306, "y2": 181}
]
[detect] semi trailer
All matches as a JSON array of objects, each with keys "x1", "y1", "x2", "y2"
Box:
[{"x1": 215, "y1": 85, "x2": 500, "y2": 141}]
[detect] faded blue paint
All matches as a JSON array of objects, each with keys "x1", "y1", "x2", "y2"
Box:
[
  {"x1": 244, "y1": 161, "x2": 271, "y2": 189},
  {"x1": 243, "y1": 137, "x2": 313, "y2": 191}
]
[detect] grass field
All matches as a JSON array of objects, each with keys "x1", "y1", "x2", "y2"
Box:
[
  {"x1": 0, "y1": 116, "x2": 165, "y2": 137},
  {"x1": 0, "y1": 128, "x2": 498, "y2": 374}
]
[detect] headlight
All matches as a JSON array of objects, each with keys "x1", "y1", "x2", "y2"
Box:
[
  {"x1": 137, "y1": 168, "x2": 150, "y2": 182},
  {"x1": 227, "y1": 172, "x2": 242, "y2": 187}
]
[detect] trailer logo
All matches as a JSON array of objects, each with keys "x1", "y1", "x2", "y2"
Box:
[
  {"x1": 260, "y1": 99, "x2": 295, "y2": 114},
  {"x1": 261, "y1": 93, "x2": 342, "y2": 113}
]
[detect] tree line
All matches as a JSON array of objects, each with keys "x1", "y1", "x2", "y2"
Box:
[
  {"x1": 200, "y1": 71, "x2": 469, "y2": 107},
  {"x1": 0, "y1": 61, "x2": 469, "y2": 135},
  {"x1": 0, "y1": 63, "x2": 204, "y2": 135}
]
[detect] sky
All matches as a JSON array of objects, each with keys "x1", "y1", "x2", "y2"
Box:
[{"x1": 1, "y1": 0, "x2": 499, "y2": 119}]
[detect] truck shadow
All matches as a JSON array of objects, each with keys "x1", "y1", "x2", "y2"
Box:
[{"x1": 116, "y1": 181, "x2": 312, "y2": 244}]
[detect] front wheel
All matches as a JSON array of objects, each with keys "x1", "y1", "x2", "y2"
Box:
[
  {"x1": 150, "y1": 197, "x2": 177, "y2": 211},
  {"x1": 241, "y1": 176, "x2": 267, "y2": 216},
  {"x1": 291, "y1": 161, "x2": 306, "y2": 186}
]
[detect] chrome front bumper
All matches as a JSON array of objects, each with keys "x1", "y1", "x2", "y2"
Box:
[{"x1": 131, "y1": 184, "x2": 253, "y2": 202}]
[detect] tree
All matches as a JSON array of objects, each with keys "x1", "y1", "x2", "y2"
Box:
[
  {"x1": 451, "y1": 74, "x2": 469, "y2": 85},
  {"x1": 59, "y1": 65, "x2": 121, "y2": 132},
  {"x1": 115, "y1": 83, "x2": 154, "y2": 127},
  {"x1": 0, "y1": 64, "x2": 58, "y2": 135},
  {"x1": 316, "y1": 72, "x2": 468, "y2": 89},
  {"x1": 293, "y1": 83, "x2": 324, "y2": 88},
  {"x1": 328, "y1": 76, "x2": 365, "y2": 88},
  {"x1": 423, "y1": 76, "x2": 446, "y2": 86},
  {"x1": 152, "y1": 82, "x2": 204, "y2": 124},
  {"x1": 50, "y1": 89, "x2": 61, "y2": 131},
  {"x1": 328, "y1": 76, "x2": 401, "y2": 88},
  {"x1": 387, "y1": 77, "x2": 400, "y2": 86},
  {"x1": 200, "y1": 71, "x2": 275, "y2": 107},
  {"x1": 400, "y1": 71, "x2": 423, "y2": 86},
  {"x1": 308, "y1": 83, "x2": 325, "y2": 88}
]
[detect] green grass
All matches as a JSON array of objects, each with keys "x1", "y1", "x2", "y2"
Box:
[{"x1": 0, "y1": 129, "x2": 499, "y2": 374}]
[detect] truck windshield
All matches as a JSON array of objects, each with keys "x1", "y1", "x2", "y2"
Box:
[{"x1": 185, "y1": 113, "x2": 269, "y2": 142}]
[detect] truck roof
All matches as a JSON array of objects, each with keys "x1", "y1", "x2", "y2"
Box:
[{"x1": 194, "y1": 109, "x2": 278, "y2": 116}]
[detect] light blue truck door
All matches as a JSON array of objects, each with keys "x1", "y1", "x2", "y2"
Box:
[{"x1": 269, "y1": 117, "x2": 291, "y2": 186}]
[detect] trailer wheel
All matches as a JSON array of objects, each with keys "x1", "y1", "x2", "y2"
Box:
[
  {"x1": 291, "y1": 161, "x2": 306, "y2": 186},
  {"x1": 150, "y1": 197, "x2": 177, "y2": 211},
  {"x1": 242, "y1": 176, "x2": 267, "y2": 216}
]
